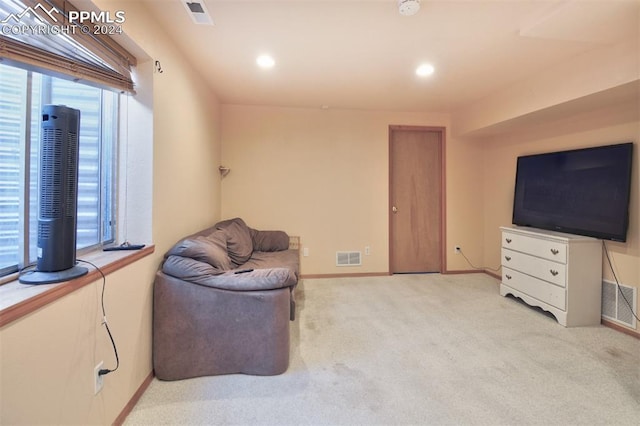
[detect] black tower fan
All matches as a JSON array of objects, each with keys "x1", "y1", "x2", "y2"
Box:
[{"x1": 20, "y1": 105, "x2": 88, "y2": 284}]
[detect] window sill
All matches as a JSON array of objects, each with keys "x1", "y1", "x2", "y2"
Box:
[{"x1": 0, "y1": 245, "x2": 155, "y2": 328}]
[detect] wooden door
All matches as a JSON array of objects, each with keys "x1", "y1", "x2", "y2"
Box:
[{"x1": 389, "y1": 127, "x2": 443, "y2": 273}]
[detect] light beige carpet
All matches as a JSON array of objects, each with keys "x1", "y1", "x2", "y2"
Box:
[{"x1": 125, "y1": 274, "x2": 640, "y2": 425}]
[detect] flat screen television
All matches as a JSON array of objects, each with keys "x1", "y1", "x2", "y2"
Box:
[{"x1": 512, "y1": 142, "x2": 634, "y2": 242}]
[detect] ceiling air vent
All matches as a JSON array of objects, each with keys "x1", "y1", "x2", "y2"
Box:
[
  {"x1": 182, "y1": 1, "x2": 213, "y2": 25},
  {"x1": 336, "y1": 251, "x2": 362, "y2": 267}
]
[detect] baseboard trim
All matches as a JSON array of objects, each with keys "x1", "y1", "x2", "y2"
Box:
[
  {"x1": 113, "y1": 370, "x2": 154, "y2": 426},
  {"x1": 483, "y1": 271, "x2": 501, "y2": 280},
  {"x1": 301, "y1": 272, "x2": 391, "y2": 279},
  {"x1": 601, "y1": 318, "x2": 640, "y2": 340},
  {"x1": 302, "y1": 271, "x2": 501, "y2": 279},
  {"x1": 443, "y1": 269, "x2": 486, "y2": 275}
]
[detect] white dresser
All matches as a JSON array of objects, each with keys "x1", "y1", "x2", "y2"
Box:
[{"x1": 500, "y1": 226, "x2": 602, "y2": 327}]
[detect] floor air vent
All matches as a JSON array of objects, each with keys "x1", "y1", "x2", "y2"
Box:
[
  {"x1": 336, "y1": 251, "x2": 361, "y2": 266},
  {"x1": 602, "y1": 280, "x2": 637, "y2": 329}
]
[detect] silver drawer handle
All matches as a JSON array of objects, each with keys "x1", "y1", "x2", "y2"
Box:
[
  {"x1": 550, "y1": 248, "x2": 559, "y2": 255},
  {"x1": 549, "y1": 269, "x2": 559, "y2": 277},
  {"x1": 504, "y1": 256, "x2": 511, "y2": 261},
  {"x1": 505, "y1": 238, "x2": 512, "y2": 244},
  {"x1": 505, "y1": 274, "x2": 512, "y2": 280}
]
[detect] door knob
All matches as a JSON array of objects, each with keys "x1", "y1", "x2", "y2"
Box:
[{"x1": 392, "y1": 206, "x2": 398, "y2": 213}]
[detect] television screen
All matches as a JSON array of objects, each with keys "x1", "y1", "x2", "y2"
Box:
[{"x1": 512, "y1": 142, "x2": 634, "y2": 242}]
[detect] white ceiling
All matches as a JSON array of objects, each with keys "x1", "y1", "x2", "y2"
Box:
[{"x1": 130, "y1": 0, "x2": 639, "y2": 112}]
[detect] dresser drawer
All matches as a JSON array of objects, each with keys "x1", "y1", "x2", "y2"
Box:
[
  {"x1": 502, "y1": 231, "x2": 567, "y2": 263},
  {"x1": 502, "y1": 267, "x2": 566, "y2": 311},
  {"x1": 501, "y1": 247, "x2": 567, "y2": 288}
]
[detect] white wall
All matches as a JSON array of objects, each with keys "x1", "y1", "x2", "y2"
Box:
[
  {"x1": 0, "y1": 1, "x2": 223, "y2": 424},
  {"x1": 220, "y1": 105, "x2": 485, "y2": 275}
]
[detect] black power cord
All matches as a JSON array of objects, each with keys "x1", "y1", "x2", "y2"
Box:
[
  {"x1": 602, "y1": 241, "x2": 640, "y2": 323},
  {"x1": 457, "y1": 247, "x2": 502, "y2": 273},
  {"x1": 77, "y1": 259, "x2": 120, "y2": 376}
]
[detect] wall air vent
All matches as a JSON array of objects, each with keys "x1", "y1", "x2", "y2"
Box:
[
  {"x1": 336, "y1": 251, "x2": 362, "y2": 267},
  {"x1": 602, "y1": 280, "x2": 637, "y2": 329},
  {"x1": 182, "y1": 1, "x2": 213, "y2": 25}
]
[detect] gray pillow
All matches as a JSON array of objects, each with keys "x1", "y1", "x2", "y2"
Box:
[
  {"x1": 215, "y1": 218, "x2": 253, "y2": 266},
  {"x1": 166, "y1": 234, "x2": 231, "y2": 270},
  {"x1": 250, "y1": 229, "x2": 289, "y2": 252},
  {"x1": 162, "y1": 255, "x2": 227, "y2": 279}
]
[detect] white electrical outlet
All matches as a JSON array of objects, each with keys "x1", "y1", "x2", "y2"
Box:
[
  {"x1": 94, "y1": 361, "x2": 104, "y2": 395},
  {"x1": 303, "y1": 247, "x2": 309, "y2": 257},
  {"x1": 454, "y1": 246, "x2": 461, "y2": 254},
  {"x1": 365, "y1": 246, "x2": 371, "y2": 256}
]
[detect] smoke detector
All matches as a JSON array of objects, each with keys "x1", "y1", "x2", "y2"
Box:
[{"x1": 398, "y1": 0, "x2": 421, "y2": 16}]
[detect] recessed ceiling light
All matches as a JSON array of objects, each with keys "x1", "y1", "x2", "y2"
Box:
[
  {"x1": 256, "y1": 54, "x2": 275, "y2": 69},
  {"x1": 416, "y1": 63, "x2": 435, "y2": 77}
]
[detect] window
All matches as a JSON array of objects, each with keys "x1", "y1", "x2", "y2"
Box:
[{"x1": 0, "y1": 62, "x2": 118, "y2": 276}]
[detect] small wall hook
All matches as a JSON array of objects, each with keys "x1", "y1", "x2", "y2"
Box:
[{"x1": 218, "y1": 166, "x2": 230, "y2": 177}]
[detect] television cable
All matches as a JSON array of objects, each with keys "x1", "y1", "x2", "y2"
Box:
[
  {"x1": 602, "y1": 241, "x2": 639, "y2": 323},
  {"x1": 458, "y1": 247, "x2": 501, "y2": 273}
]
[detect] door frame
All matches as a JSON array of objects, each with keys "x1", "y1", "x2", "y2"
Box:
[{"x1": 388, "y1": 125, "x2": 447, "y2": 274}]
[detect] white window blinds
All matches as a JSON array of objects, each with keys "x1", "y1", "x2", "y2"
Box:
[{"x1": 0, "y1": 0, "x2": 136, "y2": 92}]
